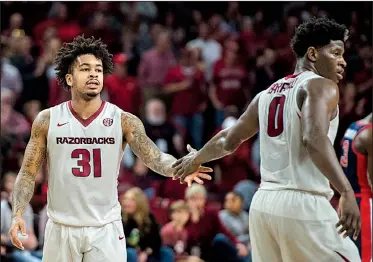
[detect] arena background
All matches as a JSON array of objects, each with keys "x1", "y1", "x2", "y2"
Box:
[{"x1": 1, "y1": 1, "x2": 372, "y2": 262}]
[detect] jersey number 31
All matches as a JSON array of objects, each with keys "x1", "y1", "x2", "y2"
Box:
[
  {"x1": 71, "y1": 149, "x2": 102, "y2": 178},
  {"x1": 267, "y1": 95, "x2": 286, "y2": 137}
]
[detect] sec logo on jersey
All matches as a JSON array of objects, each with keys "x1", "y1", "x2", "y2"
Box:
[{"x1": 103, "y1": 118, "x2": 113, "y2": 127}]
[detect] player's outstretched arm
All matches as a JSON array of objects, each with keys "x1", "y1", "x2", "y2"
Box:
[
  {"x1": 10, "y1": 109, "x2": 49, "y2": 250},
  {"x1": 121, "y1": 113, "x2": 212, "y2": 181},
  {"x1": 172, "y1": 93, "x2": 260, "y2": 181},
  {"x1": 354, "y1": 127, "x2": 372, "y2": 191},
  {"x1": 301, "y1": 78, "x2": 360, "y2": 239}
]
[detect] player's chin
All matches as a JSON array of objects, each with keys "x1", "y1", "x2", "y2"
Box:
[
  {"x1": 85, "y1": 91, "x2": 100, "y2": 98},
  {"x1": 329, "y1": 75, "x2": 340, "y2": 84}
]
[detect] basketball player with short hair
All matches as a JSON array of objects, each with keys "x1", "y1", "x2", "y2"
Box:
[
  {"x1": 340, "y1": 113, "x2": 372, "y2": 262},
  {"x1": 173, "y1": 17, "x2": 361, "y2": 261},
  {"x1": 8, "y1": 36, "x2": 212, "y2": 262}
]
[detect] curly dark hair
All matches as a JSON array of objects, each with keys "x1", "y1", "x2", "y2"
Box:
[
  {"x1": 291, "y1": 17, "x2": 348, "y2": 58},
  {"x1": 54, "y1": 35, "x2": 114, "y2": 90}
]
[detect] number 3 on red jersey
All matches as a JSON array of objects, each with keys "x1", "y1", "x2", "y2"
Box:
[
  {"x1": 71, "y1": 149, "x2": 102, "y2": 178},
  {"x1": 267, "y1": 95, "x2": 286, "y2": 137}
]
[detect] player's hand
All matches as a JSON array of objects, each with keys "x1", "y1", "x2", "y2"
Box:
[
  {"x1": 336, "y1": 191, "x2": 361, "y2": 240},
  {"x1": 236, "y1": 243, "x2": 248, "y2": 257},
  {"x1": 172, "y1": 145, "x2": 213, "y2": 186},
  {"x1": 9, "y1": 216, "x2": 27, "y2": 250},
  {"x1": 138, "y1": 252, "x2": 148, "y2": 262}
]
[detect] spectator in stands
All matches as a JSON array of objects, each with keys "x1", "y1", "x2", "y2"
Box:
[
  {"x1": 1, "y1": 88, "x2": 30, "y2": 139},
  {"x1": 161, "y1": 200, "x2": 202, "y2": 262},
  {"x1": 120, "y1": 2, "x2": 158, "y2": 23},
  {"x1": 208, "y1": 14, "x2": 231, "y2": 42},
  {"x1": 225, "y1": 2, "x2": 242, "y2": 33},
  {"x1": 136, "y1": 23, "x2": 163, "y2": 58},
  {"x1": 1, "y1": 41, "x2": 23, "y2": 96},
  {"x1": 233, "y1": 180, "x2": 258, "y2": 213},
  {"x1": 121, "y1": 11, "x2": 144, "y2": 61},
  {"x1": 184, "y1": 184, "x2": 248, "y2": 261},
  {"x1": 144, "y1": 98, "x2": 184, "y2": 157},
  {"x1": 272, "y1": 16, "x2": 298, "y2": 76},
  {"x1": 43, "y1": 2, "x2": 82, "y2": 44},
  {"x1": 187, "y1": 23, "x2": 222, "y2": 82},
  {"x1": 83, "y1": 11, "x2": 117, "y2": 51},
  {"x1": 211, "y1": 108, "x2": 257, "y2": 198},
  {"x1": 7, "y1": 35, "x2": 36, "y2": 97},
  {"x1": 121, "y1": 187, "x2": 174, "y2": 262},
  {"x1": 2, "y1": 13, "x2": 24, "y2": 37},
  {"x1": 185, "y1": 10, "x2": 203, "y2": 42},
  {"x1": 1, "y1": 172, "x2": 17, "y2": 201},
  {"x1": 251, "y1": 10, "x2": 271, "y2": 52},
  {"x1": 138, "y1": 30, "x2": 176, "y2": 104},
  {"x1": 240, "y1": 17, "x2": 256, "y2": 58},
  {"x1": 129, "y1": 98, "x2": 185, "y2": 198},
  {"x1": 105, "y1": 53, "x2": 142, "y2": 115},
  {"x1": 34, "y1": 37, "x2": 61, "y2": 80},
  {"x1": 219, "y1": 191, "x2": 251, "y2": 261},
  {"x1": 1, "y1": 172, "x2": 41, "y2": 262},
  {"x1": 209, "y1": 43, "x2": 249, "y2": 127},
  {"x1": 164, "y1": 48, "x2": 206, "y2": 149},
  {"x1": 253, "y1": 48, "x2": 277, "y2": 96}
]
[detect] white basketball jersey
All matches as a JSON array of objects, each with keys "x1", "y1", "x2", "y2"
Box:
[
  {"x1": 258, "y1": 71, "x2": 338, "y2": 200},
  {"x1": 47, "y1": 101, "x2": 124, "y2": 226}
]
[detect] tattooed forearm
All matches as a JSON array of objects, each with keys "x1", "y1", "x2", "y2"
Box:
[
  {"x1": 192, "y1": 129, "x2": 235, "y2": 165},
  {"x1": 122, "y1": 113, "x2": 176, "y2": 177},
  {"x1": 12, "y1": 171, "x2": 36, "y2": 218},
  {"x1": 12, "y1": 110, "x2": 49, "y2": 219}
]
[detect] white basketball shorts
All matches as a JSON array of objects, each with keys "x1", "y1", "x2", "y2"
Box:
[
  {"x1": 42, "y1": 219, "x2": 127, "y2": 262},
  {"x1": 249, "y1": 189, "x2": 361, "y2": 262}
]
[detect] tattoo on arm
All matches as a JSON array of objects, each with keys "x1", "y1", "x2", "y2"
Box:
[
  {"x1": 12, "y1": 110, "x2": 49, "y2": 219},
  {"x1": 122, "y1": 113, "x2": 176, "y2": 177},
  {"x1": 193, "y1": 130, "x2": 232, "y2": 165}
]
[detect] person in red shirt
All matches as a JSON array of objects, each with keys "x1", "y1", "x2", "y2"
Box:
[
  {"x1": 184, "y1": 184, "x2": 249, "y2": 262},
  {"x1": 164, "y1": 48, "x2": 207, "y2": 149},
  {"x1": 210, "y1": 47, "x2": 249, "y2": 127},
  {"x1": 105, "y1": 53, "x2": 142, "y2": 116},
  {"x1": 161, "y1": 200, "x2": 203, "y2": 262}
]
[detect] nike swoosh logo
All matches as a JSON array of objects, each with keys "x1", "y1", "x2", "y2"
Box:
[
  {"x1": 119, "y1": 236, "x2": 125, "y2": 240},
  {"x1": 57, "y1": 122, "x2": 69, "y2": 127}
]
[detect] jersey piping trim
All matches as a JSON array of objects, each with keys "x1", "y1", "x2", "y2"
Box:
[{"x1": 68, "y1": 101, "x2": 106, "y2": 127}]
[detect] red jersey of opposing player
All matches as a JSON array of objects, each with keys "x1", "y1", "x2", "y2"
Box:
[{"x1": 340, "y1": 120, "x2": 372, "y2": 262}]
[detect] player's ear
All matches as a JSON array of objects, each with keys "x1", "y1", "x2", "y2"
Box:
[
  {"x1": 65, "y1": 74, "x2": 73, "y2": 88},
  {"x1": 306, "y1": 47, "x2": 318, "y2": 62}
]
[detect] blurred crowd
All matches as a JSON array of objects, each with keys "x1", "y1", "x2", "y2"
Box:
[{"x1": 1, "y1": 2, "x2": 371, "y2": 261}]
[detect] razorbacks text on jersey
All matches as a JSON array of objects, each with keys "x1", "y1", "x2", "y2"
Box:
[
  {"x1": 340, "y1": 120, "x2": 372, "y2": 262},
  {"x1": 257, "y1": 71, "x2": 338, "y2": 200},
  {"x1": 47, "y1": 101, "x2": 124, "y2": 226}
]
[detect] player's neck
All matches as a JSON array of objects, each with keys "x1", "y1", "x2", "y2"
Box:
[
  {"x1": 293, "y1": 59, "x2": 318, "y2": 75},
  {"x1": 70, "y1": 96, "x2": 103, "y2": 120}
]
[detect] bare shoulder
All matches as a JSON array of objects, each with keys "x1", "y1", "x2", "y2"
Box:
[
  {"x1": 305, "y1": 77, "x2": 339, "y2": 98},
  {"x1": 31, "y1": 109, "x2": 50, "y2": 138},
  {"x1": 297, "y1": 77, "x2": 339, "y2": 111}
]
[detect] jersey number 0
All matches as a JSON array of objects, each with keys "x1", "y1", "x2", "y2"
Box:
[
  {"x1": 267, "y1": 95, "x2": 286, "y2": 137},
  {"x1": 71, "y1": 149, "x2": 102, "y2": 178}
]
